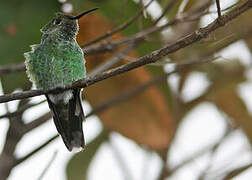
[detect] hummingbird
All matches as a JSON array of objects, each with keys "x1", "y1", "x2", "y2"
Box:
[{"x1": 24, "y1": 8, "x2": 98, "y2": 151}]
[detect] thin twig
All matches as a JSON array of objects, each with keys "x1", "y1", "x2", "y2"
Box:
[
  {"x1": 198, "y1": 125, "x2": 236, "y2": 180},
  {"x1": 14, "y1": 135, "x2": 58, "y2": 166},
  {"x1": 154, "y1": 0, "x2": 176, "y2": 24},
  {"x1": 23, "y1": 112, "x2": 52, "y2": 133},
  {"x1": 137, "y1": 0, "x2": 144, "y2": 31},
  {"x1": 108, "y1": 138, "x2": 134, "y2": 180},
  {"x1": 210, "y1": 1, "x2": 239, "y2": 14},
  {"x1": 162, "y1": 128, "x2": 236, "y2": 179},
  {"x1": 114, "y1": 0, "x2": 129, "y2": 25},
  {"x1": 0, "y1": 100, "x2": 46, "y2": 119},
  {"x1": 216, "y1": 0, "x2": 222, "y2": 18},
  {"x1": 82, "y1": 0, "x2": 154, "y2": 47},
  {"x1": 0, "y1": 63, "x2": 25, "y2": 75},
  {"x1": 88, "y1": 42, "x2": 137, "y2": 77},
  {"x1": 38, "y1": 151, "x2": 58, "y2": 180},
  {"x1": 151, "y1": 55, "x2": 219, "y2": 66},
  {"x1": 0, "y1": 99, "x2": 27, "y2": 180},
  {"x1": 0, "y1": 0, "x2": 250, "y2": 103}
]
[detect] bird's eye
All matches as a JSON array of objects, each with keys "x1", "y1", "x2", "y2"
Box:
[{"x1": 53, "y1": 18, "x2": 62, "y2": 25}]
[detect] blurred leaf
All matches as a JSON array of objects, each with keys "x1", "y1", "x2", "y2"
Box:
[
  {"x1": 180, "y1": 60, "x2": 247, "y2": 120},
  {"x1": 77, "y1": 12, "x2": 174, "y2": 149},
  {"x1": 201, "y1": 60, "x2": 246, "y2": 84},
  {"x1": 0, "y1": 0, "x2": 61, "y2": 93},
  {"x1": 245, "y1": 36, "x2": 252, "y2": 52},
  {"x1": 213, "y1": 89, "x2": 252, "y2": 144},
  {"x1": 146, "y1": 66, "x2": 174, "y2": 108},
  {"x1": 156, "y1": 0, "x2": 184, "y2": 19},
  {"x1": 201, "y1": 61, "x2": 252, "y2": 144},
  {"x1": 241, "y1": 11, "x2": 252, "y2": 53},
  {"x1": 66, "y1": 130, "x2": 109, "y2": 180}
]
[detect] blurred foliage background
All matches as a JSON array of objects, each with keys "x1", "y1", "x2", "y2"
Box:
[{"x1": 0, "y1": 0, "x2": 252, "y2": 179}]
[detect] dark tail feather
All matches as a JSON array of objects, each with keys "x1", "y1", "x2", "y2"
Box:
[{"x1": 46, "y1": 89, "x2": 85, "y2": 151}]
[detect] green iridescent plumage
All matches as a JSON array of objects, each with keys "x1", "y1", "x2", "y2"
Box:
[
  {"x1": 23, "y1": 8, "x2": 98, "y2": 151},
  {"x1": 24, "y1": 13, "x2": 86, "y2": 90}
]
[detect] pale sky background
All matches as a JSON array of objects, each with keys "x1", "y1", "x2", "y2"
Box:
[{"x1": 1, "y1": 0, "x2": 252, "y2": 179}]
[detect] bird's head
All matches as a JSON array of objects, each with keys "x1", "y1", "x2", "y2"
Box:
[{"x1": 40, "y1": 8, "x2": 98, "y2": 39}]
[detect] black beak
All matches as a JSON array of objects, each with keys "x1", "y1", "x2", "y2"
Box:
[{"x1": 70, "y1": 7, "x2": 99, "y2": 20}]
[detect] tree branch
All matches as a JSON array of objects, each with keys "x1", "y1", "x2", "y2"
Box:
[
  {"x1": 0, "y1": 0, "x2": 250, "y2": 104},
  {"x1": 0, "y1": 100, "x2": 27, "y2": 180}
]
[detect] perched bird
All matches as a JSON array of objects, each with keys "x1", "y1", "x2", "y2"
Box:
[{"x1": 24, "y1": 8, "x2": 98, "y2": 151}]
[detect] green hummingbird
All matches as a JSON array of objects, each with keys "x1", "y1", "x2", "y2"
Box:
[{"x1": 24, "y1": 8, "x2": 98, "y2": 151}]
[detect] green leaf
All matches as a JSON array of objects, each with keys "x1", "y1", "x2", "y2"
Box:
[
  {"x1": 66, "y1": 130, "x2": 109, "y2": 180},
  {"x1": 0, "y1": 0, "x2": 61, "y2": 93}
]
